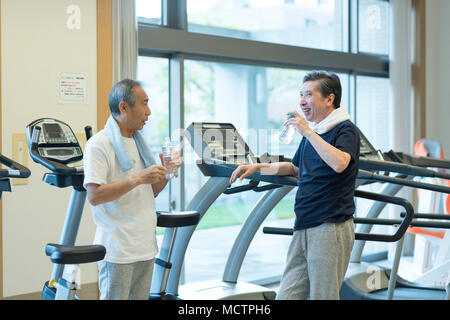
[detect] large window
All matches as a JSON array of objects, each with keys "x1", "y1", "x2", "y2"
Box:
[
  {"x1": 354, "y1": 75, "x2": 391, "y2": 255},
  {"x1": 137, "y1": 0, "x2": 391, "y2": 287},
  {"x1": 181, "y1": 60, "x2": 351, "y2": 283},
  {"x1": 137, "y1": 56, "x2": 169, "y2": 211},
  {"x1": 358, "y1": 0, "x2": 390, "y2": 55},
  {"x1": 355, "y1": 75, "x2": 391, "y2": 152},
  {"x1": 183, "y1": 61, "x2": 302, "y2": 282},
  {"x1": 136, "y1": 0, "x2": 161, "y2": 25},
  {"x1": 183, "y1": 60, "x2": 349, "y2": 225},
  {"x1": 187, "y1": 0, "x2": 345, "y2": 51}
]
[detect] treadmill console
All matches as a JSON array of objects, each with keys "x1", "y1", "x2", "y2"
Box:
[
  {"x1": 185, "y1": 122, "x2": 256, "y2": 166},
  {"x1": 185, "y1": 122, "x2": 382, "y2": 165},
  {"x1": 26, "y1": 118, "x2": 83, "y2": 164},
  {"x1": 357, "y1": 128, "x2": 383, "y2": 161}
]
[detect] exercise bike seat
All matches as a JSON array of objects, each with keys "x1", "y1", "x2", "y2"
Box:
[
  {"x1": 156, "y1": 211, "x2": 200, "y2": 228},
  {"x1": 45, "y1": 243, "x2": 106, "y2": 265}
]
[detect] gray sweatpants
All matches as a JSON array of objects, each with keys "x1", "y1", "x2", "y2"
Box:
[
  {"x1": 276, "y1": 219, "x2": 354, "y2": 300},
  {"x1": 97, "y1": 259, "x2": 154, "y2": 300}
]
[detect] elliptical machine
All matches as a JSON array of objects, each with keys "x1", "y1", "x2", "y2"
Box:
[{"x1": 26, "y1": 118, "x2": 105, "y2": 300}]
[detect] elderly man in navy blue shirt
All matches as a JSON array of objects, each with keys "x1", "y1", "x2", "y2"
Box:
[{"x1": 230, "y1": 71, "x2": 360, "y2": 300}]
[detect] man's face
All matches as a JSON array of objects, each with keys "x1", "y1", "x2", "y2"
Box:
[
  {"x1": 299, "y1": 80, "x2": 335, "y2": 124},
  {"x1": 125, "y1": 85, "x2": 151, "y2": 132}
]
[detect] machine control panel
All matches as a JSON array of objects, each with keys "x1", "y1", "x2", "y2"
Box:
[
  {"x1": 186, "y1": 122, "x2": 256, "y2": 166},
  {"x1": 186, "y1": 122, "x2": 384, "y2": 166},
  {"x1": 357, "y1": 128, "x2": 383, "y2": 161},
  {"x1": 26, "y1": 118, "x2": 83, "y2": 164}
]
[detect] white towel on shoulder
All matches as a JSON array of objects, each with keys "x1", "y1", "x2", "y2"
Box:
[{"x1": 311, "y1": 107, "x2": 351, "y2": 134}]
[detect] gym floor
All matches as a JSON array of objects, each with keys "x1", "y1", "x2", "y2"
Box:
[{"x1": 5, "y1": 219, "x2": 293, "y2": 300}]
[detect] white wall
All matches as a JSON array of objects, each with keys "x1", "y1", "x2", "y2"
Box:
[
  {"x1": 1, "y1": 0, "x2": 97, "y2": 297},
  {"x1": 426, "y1": 0, "x2": 450, "y2": 156}
]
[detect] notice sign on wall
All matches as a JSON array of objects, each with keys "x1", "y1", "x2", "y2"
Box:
[{"x1": 59, "y1": 72, "x2": 88, "y2": 104}]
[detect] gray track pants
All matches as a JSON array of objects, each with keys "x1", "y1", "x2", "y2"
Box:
[
  {"x1": 276, "y1": 219, "x2": 354, "y2": 300},
  {"x1": 97, "y1": 259, "x2": 154, "y2": 300}
]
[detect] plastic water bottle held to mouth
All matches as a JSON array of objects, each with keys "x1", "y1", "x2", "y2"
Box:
[{"x1": 279, "y1": 113, "x2": 295, "y2": 144}]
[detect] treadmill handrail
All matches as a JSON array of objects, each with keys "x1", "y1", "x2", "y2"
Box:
[
  {"x1": 354, "y1": 190, "x2": 414, "y2": 243},
  {"x1": 399, "y1": 212, "x2": 450, "y2": 221},
  {"x1": 353, "y1": 217, "x2": 450, "y2": 230},
  {"x1": 0, "y1": 153, "x2": 31, "y2": 178},
  {"x1": 224, "y1": 180, "x2": 259, "y2": 194},
  {"x1": 387, "y1": 151, "x2": 450, "y2": 170},
  {"x1": 253, "y1": 183, "x2": 283, "y2": 192},
  {"x1": 196, "y1": 160, "x2": 298, "y2": 186},
  {"x1": 359, "y1": 158, "x2": 450, "y2": 180},
  {"x1": 199, "y1": 161, "x2": 450, "y2": 194},
  {"x1": 263, "y1": 190, "x2": 415, "y2": 243},
  {"x1": 357, "y1": 169, "x2": 450, "y2": 194}
]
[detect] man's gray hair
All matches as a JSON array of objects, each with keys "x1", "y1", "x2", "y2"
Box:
[{"x1": 108, "y1": 78, "x2": 143, "y2": 116}]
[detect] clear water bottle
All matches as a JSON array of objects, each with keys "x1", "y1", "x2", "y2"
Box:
[
  {"x1": 162, "y1": 137, "x2": 174, "y2": 179},
  {"x1": 279, "y1": 114, "x2": 295, "y2": 144}
]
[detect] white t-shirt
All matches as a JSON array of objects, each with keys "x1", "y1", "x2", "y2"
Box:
[{"x1": 83, "y1": 130, "x2": 158, "y2": 263}]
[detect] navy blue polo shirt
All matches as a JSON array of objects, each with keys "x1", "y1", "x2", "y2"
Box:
[{"x1": 291, "y1": 120, "x2": 360, "y2": 230}]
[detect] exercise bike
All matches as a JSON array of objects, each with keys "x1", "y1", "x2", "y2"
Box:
[{"x1": 26, "y1": 118, "x2": 105, "y2": 300}]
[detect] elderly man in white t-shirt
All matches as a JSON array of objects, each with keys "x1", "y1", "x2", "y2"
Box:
[{"x1": 83, "y1": 79, "x2": 178, "y2": 300}]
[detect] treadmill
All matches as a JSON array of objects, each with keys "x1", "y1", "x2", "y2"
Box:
[
  {"x1": 340, "y1": 130, "x2": 450, "y2": 300},
  {"x1": 261, "y1": 128, "x2": 450, "y2": 299},
  {"x1": 151, "y1": 122, "x2": 295, "y2": 300},
  {"x1": 151, "y1": 122, "x2": 422, "y2": 300},
  {"x1": 383, "y1": 143, "x2": 450, "y2": 290}
]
